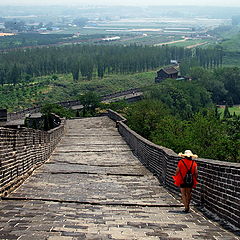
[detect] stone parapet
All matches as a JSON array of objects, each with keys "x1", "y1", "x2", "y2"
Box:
[
  {"x1": 108, "y1": 109, "x2": 240, "y2": 229},
  {"x1": 107, "y1": 109, "x2": 127, "y2": 123},
  {"x1": 0, "y1": 116, "x2": 65, "y2": 196}
]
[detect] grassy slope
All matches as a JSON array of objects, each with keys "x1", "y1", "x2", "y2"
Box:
[{"x1": 1, "y1": 71, "x2": 156, "y2": 112}]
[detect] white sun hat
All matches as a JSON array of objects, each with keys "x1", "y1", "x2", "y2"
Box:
[{"x1": 178, "y1": 150, "x2": 198, "y2": 158}]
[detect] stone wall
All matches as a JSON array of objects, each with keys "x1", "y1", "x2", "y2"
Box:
[
  {"x1": 8, "y1": 106, "x2": 41, "y2": 122},
  {"x1": 101, "y1": 88, "x2": 141, "y2": 101},
  {"x1": 108, "y1": 109, "x2": 240, "y2": 229},
  {"x1": 7, "y1": 88, "x2": 142, "y2": 121},
  {"x1": 0, "y1": 116, "x2": 65, "y2": 196},
  {"x1": 0, "y1": 109, "x2": 7, "y2": 122}
]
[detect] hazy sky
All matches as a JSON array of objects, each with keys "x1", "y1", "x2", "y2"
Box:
[{"x1": 1, "y1": 0, "x2": 240, "y2": 7}]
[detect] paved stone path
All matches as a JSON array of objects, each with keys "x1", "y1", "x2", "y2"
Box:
[{"x1": 0, "y1": 117, "x2": 239, "y2": 240}]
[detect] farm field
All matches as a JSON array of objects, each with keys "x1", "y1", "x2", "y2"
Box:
[
  {"x1": 50, "y1": 16, "x2": 228, "y2": 47},
  {"x1": 0, "y1": 14, "x2": 231, "y2": 50},
  {"x1": 170, "y1": 38, "x2": 213, "y2": 48}
]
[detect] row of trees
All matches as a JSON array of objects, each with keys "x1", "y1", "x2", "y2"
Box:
[
  {"x1": 179, "y1": 46, "x2": 223, "y2": 75},
  {"x1": 0, "y1": 44, "x2": 223, "y2": 85}
]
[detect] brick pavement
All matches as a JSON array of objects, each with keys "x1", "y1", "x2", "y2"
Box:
[{"x1": 0, "y1": 117, "x2": 239, "y2": 240}]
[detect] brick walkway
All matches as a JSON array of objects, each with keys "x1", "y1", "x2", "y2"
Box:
[{"x1": 0, "y1": 117, "x2": 239, "y2": 240}]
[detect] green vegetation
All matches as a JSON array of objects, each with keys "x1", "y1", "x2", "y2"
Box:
[
  {"x1": 40, "y1": 103, "x2": 75, "y2": 119},
  {"x1": 23, "y1": 103, "x2": 75, "y2": 131},
  {"x1": 0, "y1": 43, "x2": 237, "y2": 113},
  {"x1": 0, "y1": 43, "x2": 222, "y2": 111},
  {"x1": 0, "y1": 79, "x2": 51, "y2": 111},
  {"x1": 103, "y1": 100, "x2": 129, "y2": 113},
  {"x1": 78, "y1": 92, "x2": 101, "y2": 117},
  {"x1": 220, "y1": 33, "x2": 240, "y2": 52},
  {"x1": 0, "y1": 41, "x2": 221, "y2": 111},
  {"x1": 199, "y1": 67, "x2": 240, "y2": 104},
  {"x1": 170, "y1": 39, "x2": 210, "y2": 48},
  {"x1": 144, "y1": 79, "x2": 212, "y2": 119},
  {"x1": 209, "y1": 25, "x2": 240, "y2": 66},
  {"x1": 218, "y1": 105, "x2": 240, "y2": 117},
  {"x1": 0, "y1": 33, "x2": 115, "y2": 50},
  {"x1": 0, "y1": 33, "x2": 74, "y2": 49},
  {"x1": 125, "y1": 79, "x2": 240, "y2": 162},
  {"x1": 0, "y1": 71, "x2": 155, "y2": 111},
  {"x1": 0, "y1": 44, "x2": 222, "y2": 85},
  {"x1": 117, "y1": 35, "x2": 182, "y2": 46}
]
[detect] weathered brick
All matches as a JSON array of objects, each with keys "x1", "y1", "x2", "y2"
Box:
[{"x1": 0, "y1": 116, "x2": 65, "y2": 196}]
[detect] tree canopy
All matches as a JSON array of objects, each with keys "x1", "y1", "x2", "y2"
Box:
[{"x1": 125, "y1": 80, "x2": 240, "y2": 162}]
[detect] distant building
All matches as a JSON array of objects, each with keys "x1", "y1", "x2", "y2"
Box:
[
  {"x1": 102, "y1": 36, "x2": 120, "y2": 41},
  {"x1": 170, "y1": 60, "x2": 178, "y2": 64},
  {"x1": 155, "y1": 66, "x2": 179, "y2": 83}
]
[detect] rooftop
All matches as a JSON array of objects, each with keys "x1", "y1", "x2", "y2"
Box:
[{"x1": 161, "y1": 66, "x2": 179, "y2": 75}]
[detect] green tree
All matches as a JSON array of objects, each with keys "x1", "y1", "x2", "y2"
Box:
[
  {"x1": 184, "y1": 110, "x2": 232, "y2": 161},
  {"x1": 40, "y1": 103, "x2": 75, "y2": 119},
  {"x1": 0, "y1": 68, "x2": 6, "y2": 85},
  {"x1": 214, "y1": 67, "x2": 240, "y2": 104},
  {"x1": 71, "y1": 62, "x2": 80, "y2": 81},
  {"x1": 125, "y1": 99, "x2": 170, "y2": 139},
  {"x1": 145, "y1": 79, "x2": 212, "y2": 119},
  {"x1": 223, "y1": 105, "x2": 231, "y2": 118},
  {"x1": 191, "y1": 67, "x2": 228, "y2": 104},
  {"x1": 150, "y1": 115, "x2": 189, "y2": 153},
  {"x1": 10, "y1": 64, "x2": 21, "y2": 85},
  {"x1": 79, "y1": 92, "x2": 101, "y2": 117},
  {"x1": 223, "y1": 118, "x2": 240, "y2": 162}
]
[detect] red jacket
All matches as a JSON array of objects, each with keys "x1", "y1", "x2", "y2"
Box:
[{"x1": 172, "y1": 158, "x2": 198, "y2": 188}]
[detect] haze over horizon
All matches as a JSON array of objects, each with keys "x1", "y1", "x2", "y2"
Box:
[{"x1": 1, "y1": 0, "x2": 240, "y2": 7}]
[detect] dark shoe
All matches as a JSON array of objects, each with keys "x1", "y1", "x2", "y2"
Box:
[{"x1": 183, "y1": 208, "x2": 190, "y2": 213}]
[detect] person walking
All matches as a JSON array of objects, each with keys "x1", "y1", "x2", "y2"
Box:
[{"x1": 173, "y1": 150, "x2": 198, "y2": 213}]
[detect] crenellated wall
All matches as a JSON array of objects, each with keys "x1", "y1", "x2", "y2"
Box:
[
  {"x1": 0, "y1": 115, "x2": 65, "y2": 196},
  {"x1": 108, "y1": 109, "x2": 240, "y2": 229}
]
